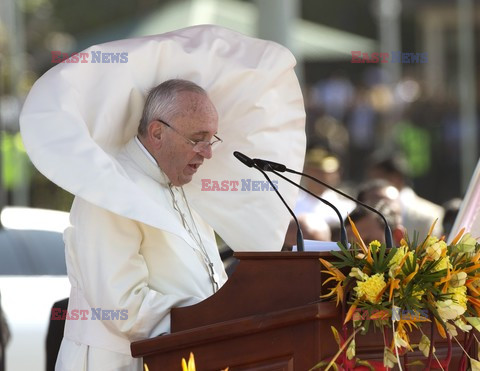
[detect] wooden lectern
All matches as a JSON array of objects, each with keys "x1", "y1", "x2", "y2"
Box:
[{"x1": 131, "y1": 252, "x2": 467, "y2": 370}]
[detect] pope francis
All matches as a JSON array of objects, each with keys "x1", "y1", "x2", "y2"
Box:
[
  {"x1": 58, "y1": 79, "x2": 229, "y2": 370},
  {"x1": 20, "y1": 25, "x2": 306, "y2": 370}
]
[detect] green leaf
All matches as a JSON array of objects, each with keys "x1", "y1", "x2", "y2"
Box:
[
  {"x1": 331, "y1": 326, "x2": 342, "y2": 346},
  {"x1": 465, "y1": 317, "x2": 480, "y2": 332},
  {"x1": 425, "y1": 302, "x2": 445, "y2": 326},
  {"x1": 362, "y1": 319, "x2": 371, "y2": 334}
]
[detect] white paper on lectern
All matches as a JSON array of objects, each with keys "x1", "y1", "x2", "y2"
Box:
[{"x1": 292, "y1": 240, "x2": 342, "y2": 252}]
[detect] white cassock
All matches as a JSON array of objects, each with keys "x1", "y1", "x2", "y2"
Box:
[
  {"x1": 57, "y1": 138, "x2": 227, "y2": 370},
  {"x1": 19, "y1": 25, "x2": 306, "y2": 370}
]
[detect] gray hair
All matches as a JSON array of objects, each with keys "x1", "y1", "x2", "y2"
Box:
[{"x1": 138, "y1": 79, "x2": 207, "y2": 136}]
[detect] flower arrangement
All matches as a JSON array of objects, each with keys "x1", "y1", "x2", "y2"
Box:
[
  {"x1": 146, "y1": 352, "x2": 227, "y2": 371},
  {"x1": 315, "y1": 220, "x2": 480, "y2": 371},
  {"x1": 181, "y1": 353, "x2": 196, "y2": 371}
]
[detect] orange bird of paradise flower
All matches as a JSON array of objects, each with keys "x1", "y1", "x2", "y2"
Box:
[{"x1": 320, "y1": 258, "x2": 346, "y2": 306}]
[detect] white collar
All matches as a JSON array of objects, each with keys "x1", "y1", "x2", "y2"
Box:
[
  {"x1": 134, "y1": 135, "x2": 157, "y2": 165},
  {"x1": 124, "y1": 137, "x2": 169, "y2": 186}
]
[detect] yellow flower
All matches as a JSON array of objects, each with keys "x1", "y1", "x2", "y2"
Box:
[
  {"x1": 349, "y1": 267, "x2": 368, "y2": 281},
  {"x1": 455, "y1": 318, "x2": 473, "y2": 332},
  {"x1": 369, "y1": 240, "x2": 381, "y2": 252},
  {"x1": 450, "y1": 271, "x2": 468, "y2": 287},
  {"x1": 389, "y1": 247, "x2": 415, "y2": 278},
  {"x1": 436, "y1": 300, "x2": 465, "y2": 322},
  {"x1": 389, "y1": 246, "x2": 407, "y2": 268},
  {"x1": 436, "y1": 287, "x2": 467, "y2": 322},
  {"x1": 425, "y1": 236, "x2": 440, "y2": 248},
  {"x1": 181, "y1": 353, "x2": 196, "y2": 371},
  {"x1": 320, "y1": 258, "x2": 346, "y2": 306},
  {"x1": 426, "y1": 240, "x2": 447, "y2": 260},
  {"x1": 436, "y1": 300, "x2": 465, "y2": 321},
  {"x1": 458, "y1": 233, "x2": 477, "y2": 253},
  {"x1": 412, "y1": 286, "x2": 425, "y2": 300},
  {"x1": 449, "y1": 286, "x2": 468, "y2": 310},
  {"x1": 432, "y1": 256, "x2": 452, "y2": 272},
  {"x1": 354, "y1": 273, "x2": 387, "y2": 303}
]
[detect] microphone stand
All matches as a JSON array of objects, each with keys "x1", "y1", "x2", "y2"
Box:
[
  {"x1": 233, "y1": 151, "x2": 304, "y2": 252},
  {"x1": 264, "y1": 165, "x2": 348, "y2": 249},
  {"x1": 284, "y1": 169, "x2": 393, "y2": 249},
  {"x1": 254, "y1": 165, "x2": 305, "y2": 252}
]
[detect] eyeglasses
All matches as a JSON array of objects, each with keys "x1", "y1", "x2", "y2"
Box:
[{"x1": 157, "y1": 119, "x2": 223, "y2": 153}]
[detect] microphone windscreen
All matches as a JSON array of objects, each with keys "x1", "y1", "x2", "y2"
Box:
[
  {"x1": 253, "y1": 158, "x2": 287, "y2": 172},
  {"x1": 233, "y1": 151, "x2": 254, "y2": 167}
]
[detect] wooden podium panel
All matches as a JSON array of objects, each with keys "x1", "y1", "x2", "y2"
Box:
[
  {"x1": 132, "y1": 302, "x2": 339, "y2": 370},
  {"x1": 171, "y1": 252, "x2": 327, "y2": 332},
  {"x1": 131, "y1": 252, "x2": 469, "y2": 370}
]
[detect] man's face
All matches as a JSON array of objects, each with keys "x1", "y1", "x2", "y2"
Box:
[{"x1": 151, "y1": 91, "x2": 219, "y2": 186}]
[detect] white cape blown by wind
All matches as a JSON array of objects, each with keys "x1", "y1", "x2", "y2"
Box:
[{"x1": 20, "y1": 25, "x2": 306, "y2": 252}]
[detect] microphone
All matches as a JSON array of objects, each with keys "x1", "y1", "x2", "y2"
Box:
[
  {"x1": 233, "y1": 151, "x2": 255, "y2": 168},
  {"x1": 259, "y1": 167, "x2": 348, "y2": 249},
  {"x1": 254, "y1": 158, "x2": 286, "y2": 172},
  {"x1": 252, "y1": 157, "x2": 394, "y2": 249},
  {"x1": 235, "y1": 152, "x2": 348, "y2": 249},
  {"x1": 233, "y1": 151, "x2": 304, "y2": 252}
]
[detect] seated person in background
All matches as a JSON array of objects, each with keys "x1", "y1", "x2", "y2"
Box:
[
  {"x1": 346, "y1": 178, "x2": 405, "y2": 246},
  {"x1": 356, "y1": 178, "x2": 401, "y2": 208},
  {"x1": 366, "y1": 153, "x2": 444, "y2": 238},
  {"x1": 346, "y1": 201, "x2": 405, "y2": 247},
  {"x1": 295, "y1": 148, "x2": 356, "y2": 228}
]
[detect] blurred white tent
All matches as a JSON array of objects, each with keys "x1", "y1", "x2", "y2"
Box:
[{"x1": 76, "y1": 0, "x2": 377, "y2": 62}]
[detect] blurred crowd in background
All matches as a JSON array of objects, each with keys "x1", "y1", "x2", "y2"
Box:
[
  {"x1": 282, "y1": 66, "x2": 469, "y2": 247},
  {"x1": 304, "y1": 68, "x2": 464, "y2": 202}
]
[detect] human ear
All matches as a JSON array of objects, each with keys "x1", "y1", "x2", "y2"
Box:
[{"x1": 147, "y1": 120, "x2": 163, "y2": 143}]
